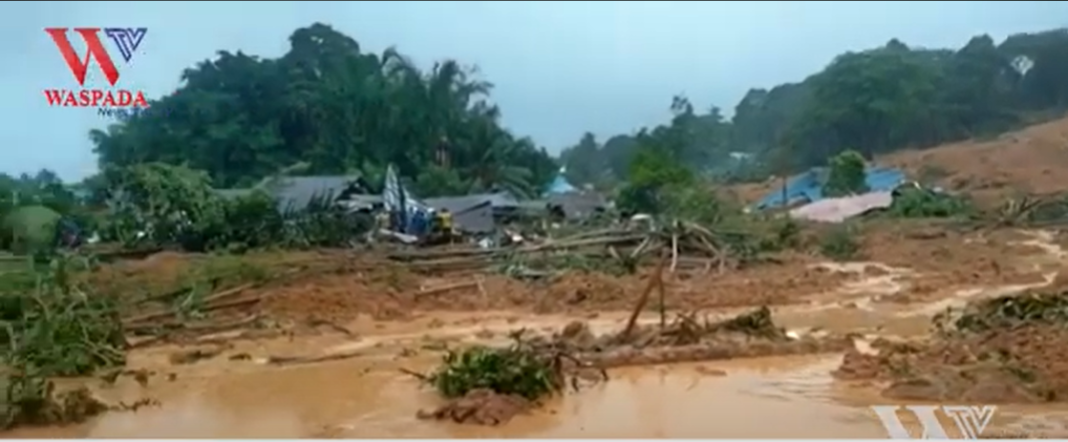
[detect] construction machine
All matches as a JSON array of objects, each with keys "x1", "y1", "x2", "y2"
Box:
[{"x1": 422, "y1": 208, "x2": 459, "y2": 246}]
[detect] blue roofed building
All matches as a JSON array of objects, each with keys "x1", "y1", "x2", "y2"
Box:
[
  {"x1": 545, "y1": 167, "x2": 578, "y2": 195},
  {"x1": 754, "y1": 166, "x2": 906, "y2": 210}
]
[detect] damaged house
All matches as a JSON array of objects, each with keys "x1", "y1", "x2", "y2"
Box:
[{"x1": 216, "y1": 175, "x2": 373, "y2": 212}]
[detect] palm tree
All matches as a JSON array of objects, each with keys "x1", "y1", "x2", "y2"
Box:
[{"x1": 462, "y1": 129, "x2": 535, "y2": 198}]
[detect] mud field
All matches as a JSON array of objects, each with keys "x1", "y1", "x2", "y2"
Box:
[{"x1": 7, "y1": 225, "x2": 1068, "y2": 438}]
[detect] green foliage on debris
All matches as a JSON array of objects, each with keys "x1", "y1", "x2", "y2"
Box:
[
  {"x1": 0, "y1": 256, "x2": 126, "y2": 429},
  {"x1": 946, "y1": 291, "x2": 1068, "y2": 334},
  {"x1": 885, "y1": 187, "x2": 975, "y2": 218},
  {"x1": 428, "y1": 333, "x2": 568, "y2": 400},
  {"x1": 0, "y1": 258, "x2": 125, "y2": 377}
]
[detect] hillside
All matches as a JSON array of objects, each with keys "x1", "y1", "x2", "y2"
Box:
[
  {"x1": 724, "y1": 114, "x2": 1068, "y2": 207},
  {"x1": 881, "y1": 113, "x2": 1068, "y2": 204},
  {"x1": 560, "y1": 29, "x2": 1068, "y2": 191}
]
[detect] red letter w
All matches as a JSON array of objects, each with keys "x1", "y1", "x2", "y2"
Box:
[{"x1": 45, "y1": 28, "x2": 120, "y2": 86}]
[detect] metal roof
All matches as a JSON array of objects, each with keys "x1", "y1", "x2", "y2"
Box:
[
  {"x1": 755, "y1": 167, "x2": 905, "y2": 210},
  {"x1": 263, "y1": 176, "x2": 362, "y2": 210}
]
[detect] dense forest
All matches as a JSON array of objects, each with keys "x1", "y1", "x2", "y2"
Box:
[
  {"x1": 88, "y1": 23, "x2": 561, "y2": 198},
  {"x1": 559, "y1": 29, "x2": 1068, "y2": 189}
]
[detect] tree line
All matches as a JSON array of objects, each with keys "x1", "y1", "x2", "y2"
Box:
[
  {"x1": 89, "y1": 23, "x2": 559, "y2": 199},
  {"x1": 6, "y1": 24, "x2": 1068, "y2": 238},
  {"x1": 560, "y1": 29, "x2": 1068, "y2": 189}
]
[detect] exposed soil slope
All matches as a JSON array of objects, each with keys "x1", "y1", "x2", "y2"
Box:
[
  {"x1": 881, "y1": 114, "x2": 1068, "y2": 204},
  {"x1": 726, "y1": 114, "x2": 1068, "y2": 206}
]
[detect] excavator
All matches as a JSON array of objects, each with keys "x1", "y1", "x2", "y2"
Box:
[
  {"x1": 421, "y1": 138, "x2": 462, "y2": 245},
  {"x1": 381, "y1": 142, "x2": 462, "y2": 246},
  {"x1": 421, "y1": 208, "x2": 459, "y2": 246}
]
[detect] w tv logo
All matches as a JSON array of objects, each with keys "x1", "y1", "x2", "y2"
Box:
[
  {"x1": 872, "y1": 405, "x2": 996, "y2": 439},
  {"x1": 44, "y1": 27, "x2": 147, "y2": 86}
]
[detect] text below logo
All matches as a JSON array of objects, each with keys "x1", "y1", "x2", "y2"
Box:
[
  {"x1": 872, "y1": 405, "x2": 996, "y2": 439},
  {"x1": 97, "y1": 106, "x2": 173, "y2": 121},
  {"x1": 44, "y1": 27, "x2": 149, "y2": 109}
]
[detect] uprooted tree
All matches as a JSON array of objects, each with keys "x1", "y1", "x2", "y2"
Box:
[{"x1": 1, "y1": 257, "x2": 126, "y2": 428}]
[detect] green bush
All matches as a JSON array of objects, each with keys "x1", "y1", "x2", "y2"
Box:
[
  {"x1": 819, "y1": 225, "x2": 861, "y2": 261},
  {"x1": 886, "y1": 187, "x2": 974, "y2": 218},
  {"x1": 823, "y1": 150, "x2": 868, "y2": 197},
  {"x1": 427, "y1": 333, "x2": 570, "y2": 400}
]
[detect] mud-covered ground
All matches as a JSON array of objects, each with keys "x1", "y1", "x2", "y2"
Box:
[
  {"x1": 836, "y1": 276, "x2": 1068, "y2": 405},
  {"x1": 88, "y1": 222, "x2": 1052, "y2": 324},
  {"x1": 8, "y1": 223, "x2": 1068, "y2": 438}
]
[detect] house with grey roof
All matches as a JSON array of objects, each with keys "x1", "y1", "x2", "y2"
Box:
[
  {"x1": 269, "y1": 176, "x2": 366, "y2": 211},
  {"x1": 545, "y1": 192, "x2": 609, "y2": 220},
  {"x1": 215, "y1": 175, "x2": 370, "y2": 212},
  {"x1": 340, "y1": 194, "x2": 384, "y2": 212},
  {"x1": 422, "y1": 194, "x2": 501, "y2": 233},
  {"x1": 215, "y1": 188, "x2": 255, "y2": 200}
]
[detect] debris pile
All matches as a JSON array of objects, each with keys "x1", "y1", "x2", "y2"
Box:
[
  {"x1": 0, "y1": 257, "x2": 160, "y2": 430},
  {"x1": 415, "y1": 389, "x2": 532, "y2": 426},
  {"x1": 991, "y1": 194, "x2": 1068, "y2": 227},
  {"x1": 415, "y1": 306, "x2": 851, "y2": 426},
  {"x1": 834, "y1": 289, "x2": 1068, "y2": 403},
  {"x1": 564, "y1": 307, "x2": 851, "y2": 369},
  {"x1": 413, "y1": 330, "x2": 607, "y2": 426},
  {"x1": 388, "y1": 222, "x2": 763, "y2": 276},
  {"x1": 1, "y1": 381, "x2": 109, "y2": 429}
]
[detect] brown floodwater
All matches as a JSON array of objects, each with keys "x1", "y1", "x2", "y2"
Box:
[
  {"x1": 6, "y1": 354, "x2": 876, "y2": 438},
  {"x1": 9, "y1": 349, "x2": 1068, "y2": 439}
]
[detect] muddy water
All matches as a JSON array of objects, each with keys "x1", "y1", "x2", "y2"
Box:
[
  {"x1": 8, "y1": 230, "x2": 1068, "y2": 438},
  {"x1": 11, "y1": 354, "x2": 892, "y2": 438},
  {"x1": 16, "y1": 351, "x2": 1068, "y2": 438}
]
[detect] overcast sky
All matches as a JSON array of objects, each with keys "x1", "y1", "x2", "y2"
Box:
[{"x1": 2, "y1": 1, "x2": 1066, "y2": 181}]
